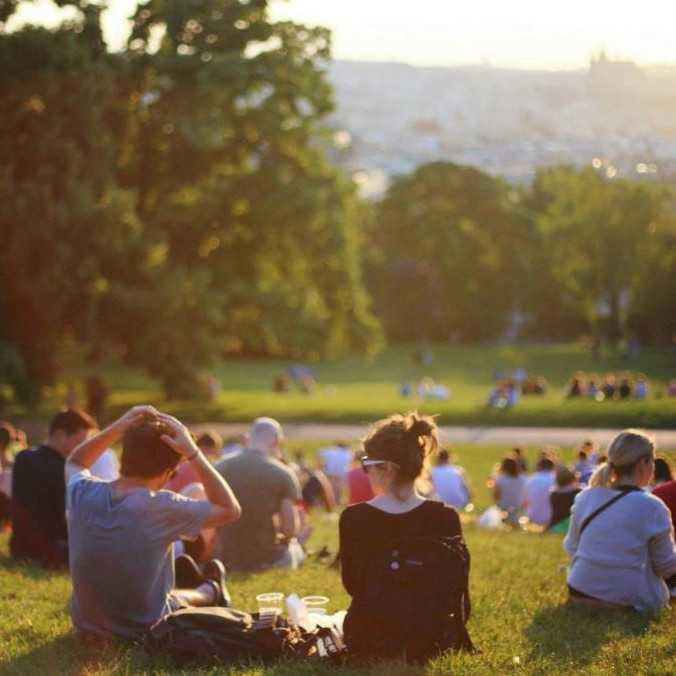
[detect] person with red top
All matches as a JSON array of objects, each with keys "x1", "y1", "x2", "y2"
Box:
[
  {"x1": 654, "y1": 479, "x2": 676, "y2": 531},
  {"x1": 346, "y1": 451, "x2": 375, "y2": 504}
]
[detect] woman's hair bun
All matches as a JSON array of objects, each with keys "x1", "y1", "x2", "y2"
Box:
[{"x1": 406, "y1": 413, "x2": 437, "y2": 440}]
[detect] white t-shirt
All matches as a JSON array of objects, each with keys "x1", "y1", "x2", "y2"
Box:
[
  {"x1": 431, "y1": 465, "x2": 469, "y2": 509},
  {"x1": 90, "y1": 449, "x2": 120, "y2": 482},
  {"x1": 320, "y1": 446, "x2": 352, "y2": 478},
  {"x1": 524, "y1": 471, "x2": 556, "y2": 525}
]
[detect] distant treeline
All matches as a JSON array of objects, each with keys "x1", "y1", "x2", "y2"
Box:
[{"x1": 1, "y1": 1, "x2": 675, "y2": 401}]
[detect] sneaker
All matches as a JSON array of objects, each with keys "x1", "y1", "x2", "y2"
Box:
[
  {"x1": 175, "y1": 554, "x2": 205, "y2": 589},
  {"x1": 203, "y1": 558, "x2": 231, "y2": 607}
]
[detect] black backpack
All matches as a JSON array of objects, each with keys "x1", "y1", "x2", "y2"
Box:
[
  {"x1": 144, "y1": 607, "x2": 343, "y2": 666},
  {"x1": 344, "y1": 521, "x2": 473, "y2": 661}
]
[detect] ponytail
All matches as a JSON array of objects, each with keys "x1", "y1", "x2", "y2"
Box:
[{"x1": 589, "y1": 461, "x2": 613, "y2": 488}]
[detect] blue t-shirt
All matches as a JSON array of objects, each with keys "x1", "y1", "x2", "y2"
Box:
[{"x1": 66, "y1": 470, "x2": 210, "y2": 639}]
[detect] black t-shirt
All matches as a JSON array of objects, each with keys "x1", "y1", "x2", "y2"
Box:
[
  {"x1": 10, "y1": 445, "x2": 68, "y2": 567},
  {"x1": 339, "y1": 500, "x2": 462, "y2": 597},
  {"x1": 548, "y1": 488, "x2": 581, "y2": 529}
]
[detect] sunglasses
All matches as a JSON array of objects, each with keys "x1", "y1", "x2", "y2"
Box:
[{"x1": 360, "y1": 456, "x2": 395, "y2": 473}]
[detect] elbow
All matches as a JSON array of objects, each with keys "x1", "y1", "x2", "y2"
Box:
[{"x1": 227, "y1": 502, "x2": 242, "y2": 523}]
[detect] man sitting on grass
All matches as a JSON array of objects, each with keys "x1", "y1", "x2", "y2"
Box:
[
  {"x1": 215, "y1": 417, "x2": 304, "y2": 571},
  {"x1": 65, "y1": 406, "x2": 242, "y2": 641},
  {"x1": 11, "y1": 409, "x2": 97, "y2": 567}
]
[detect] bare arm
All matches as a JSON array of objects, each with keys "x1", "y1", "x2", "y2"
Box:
[
  {"x1": 279, "y1": 498, "x2": 300, "y2": 538},
  {"x1": 65, "y1": 406, "x2": 158, "y2": 481},
  {"x1": 158, "y1": 414, "x2": 241, "y2": 528}
]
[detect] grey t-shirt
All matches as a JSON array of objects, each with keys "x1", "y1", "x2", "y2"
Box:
[
  {"x1": 215, "y1": 450, "x2": 301, "y2": 570},
  {"x1": 66, "y1": 470, "x2": 210, "y2": 639},
  {"x1": 564, "y1": 486, "x2": 676, "y2": 612}
]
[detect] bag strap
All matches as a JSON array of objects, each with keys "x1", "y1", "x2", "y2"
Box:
[{"x1": 579, "y1": 486, "x2": 642, "y2": 537}]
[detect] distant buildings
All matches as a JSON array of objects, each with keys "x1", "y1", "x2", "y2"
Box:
[{"x1": 327, "y1": 58, "x2": 676, "y2": 198}]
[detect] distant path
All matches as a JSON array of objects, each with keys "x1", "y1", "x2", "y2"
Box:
[{"x1": 193, "y1": 423, "x2": 676, "y2": 450}]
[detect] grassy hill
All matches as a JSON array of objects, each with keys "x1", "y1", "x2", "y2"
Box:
[
  {"x1": 4, "y1": 344, "x2": 676, "y2": 429},
  {"x1": 1, "y1": 443, "x2": 676, "y2": 675}
]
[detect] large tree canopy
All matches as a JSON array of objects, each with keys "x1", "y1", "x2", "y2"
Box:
[
  {"x1": 369, "y1": 162, "x2": 529, "y2": 342},
  {"x1": 0, "y1": 1, "x2": 381, "y2": 399}
]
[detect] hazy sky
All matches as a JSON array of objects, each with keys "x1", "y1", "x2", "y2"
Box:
[{"x1": 8, "y1": 0, "x2": 676, "y2": 70}]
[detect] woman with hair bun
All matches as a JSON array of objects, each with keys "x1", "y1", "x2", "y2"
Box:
[
  {"x1": 339, "y1": 412, "x2": 472, "y2": 661},
  {"x1": 564, "y1": 429, "x2": 676, "y2": 612}
]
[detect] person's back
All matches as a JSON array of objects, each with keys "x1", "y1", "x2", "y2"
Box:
[
  {"x1": 565, "y1": 430, "x2": 676, "y2": 612},
  {"x1": 432, "y1": 463, "x2": 470, "y2": 509},
  {"x1": 69, "y1": 477, "x2": 210, "y2": 638},
  {"x1": 495, "y1": 472, "x2": 526, "y2": 515},
  {"x1": 340, "y1": 412, "x2": 472, "y2": 661},
  {"x1": 66, "y1": 408, "x2": 241, "y2": 640},
  {"x1": 215, "y1": 447, "x2": 300, "y2": 570},
  {"x1": 525, "y1": 463, "x2": 556, "y2": 526},
  {"x1": 10, "y1": 409, "x2": 96, "y2": 567}
]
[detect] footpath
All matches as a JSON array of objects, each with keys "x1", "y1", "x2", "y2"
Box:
[{"x1": 194, "y1": 423, "x2": 676, "y2": 450}]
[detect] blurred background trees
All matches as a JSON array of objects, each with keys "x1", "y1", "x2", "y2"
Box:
[{"x1": 1, "y1": 1, "x2": 675, "y2": 402}]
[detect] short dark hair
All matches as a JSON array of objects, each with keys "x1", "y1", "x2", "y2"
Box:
[
  {"x1": 49, "y1": 409, "x2": 97, "y2": 437},
  {"x1": 437, "y1": 449, "x2": 450, "y2": 464},
  {"x1": 500, "y1": 457, "x2": 519, "y2": 477},
  {"x1": 195, "y1": 430, "x2": 222, "y2": 450},
  {"x1": 120, "y1": 422, "x2": 182, "y2": 479},
  {"x1": 0, "y1": 422, "x2": 16, "y2": 449},
  {"x1": 537, "y1": 457, "x2": 555, "y2": 472}
]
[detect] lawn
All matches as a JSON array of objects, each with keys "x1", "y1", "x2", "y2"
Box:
[
  {"x1": 1, "y1": 444, "x2": 676, "y2": 675},
  {"x1": 6, "y1": 343, "x2": 676, "y2": 429}
]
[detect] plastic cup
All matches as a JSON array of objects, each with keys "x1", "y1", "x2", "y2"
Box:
[
  {"x1": 302, "y1": 595, "x2": 329, "y2": 615},
  {"x1": 256, "y1": 592, "x2": 284, "y2": 615}
]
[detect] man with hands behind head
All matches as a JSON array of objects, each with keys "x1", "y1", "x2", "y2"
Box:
[{"x1": 65, "y1": 406, "x2": 241, "y2": 641}]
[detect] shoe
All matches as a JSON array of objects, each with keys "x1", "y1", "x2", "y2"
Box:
[
  {"x1": 175, "y1": 554, "x2": 205, "y2": 589},
  {"x1": 203, "y1": 558, "x2": 231, "y2": 607}
]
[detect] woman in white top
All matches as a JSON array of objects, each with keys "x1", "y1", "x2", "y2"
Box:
[{"x1": 565, "y1": 429, "x2": 676, "y2": 612}]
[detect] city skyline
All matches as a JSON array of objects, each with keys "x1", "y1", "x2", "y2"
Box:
[{"x1": 6, "y1": 0, "x2": 676, "y2": 70}]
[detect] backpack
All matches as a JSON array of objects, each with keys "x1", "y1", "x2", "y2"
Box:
[
  {"x1": 344, "y1": 515, "x2": 474, "y2": 661},
  {"x1": 144, "y1": 606, "x2": 343, "y2": 666}
]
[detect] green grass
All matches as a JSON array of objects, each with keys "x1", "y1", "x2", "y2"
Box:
[
  {"x1": 1, "y1": 444, "x2": 676, "y2": 675},
  {"x1": 6, "y1": 343, "x2": 676, "y2": 429}
]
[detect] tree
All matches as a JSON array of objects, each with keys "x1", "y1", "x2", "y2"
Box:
[
  {"x1": 369, "y1": 162, "x2": 528, "y2": 342},
  {"x1": 0, "y1": 2, "x2": 382, "y2": 400},
  {"x1": 529, "y1": 166, "x2": 668, "y2": 341}
]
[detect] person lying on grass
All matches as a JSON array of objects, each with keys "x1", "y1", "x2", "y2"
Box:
[
  {"x1": 65, "y1": 406, "x2": 241, "y2": 641},
  {"x1": 565, "y1": 429, "x2": 676, "y2": 612}
]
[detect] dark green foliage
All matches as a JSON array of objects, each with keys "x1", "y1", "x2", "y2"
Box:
[
  {"x1": 369, "y1": 162, "x2": 528, "y2": 342},
  {"x1": 0, "y1": 2, "x2": 381, "y2": 399}
]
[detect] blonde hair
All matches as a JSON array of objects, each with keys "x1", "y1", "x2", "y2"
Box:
[{"x1": 589, "y1": 429, "x2": 655, "y2": 488}]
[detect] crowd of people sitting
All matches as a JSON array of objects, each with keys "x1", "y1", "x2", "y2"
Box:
[
  {"x1": 567, "y1": 371, "x2": 651, "y2": 400},
  {"x1": 0, "y1": 407, "x2": 675, "y2": 662}
]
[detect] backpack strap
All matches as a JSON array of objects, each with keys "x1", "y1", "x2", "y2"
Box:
[{"x1": 579, "y1": 486, "x2": 642, "y2": 537}]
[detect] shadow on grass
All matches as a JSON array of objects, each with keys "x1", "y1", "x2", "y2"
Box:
[
  {"x1": 525, "y1": 603, "x2": 653, "y2": 668},
  {"x1": 0, "y1": 550, "x2": 66, "y2": 582}
]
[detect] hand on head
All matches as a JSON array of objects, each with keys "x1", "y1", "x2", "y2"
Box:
[
  {"x1": 155, "y1": 413, "x2": 199, "y2": 458},
  {"x1": 118, "y1": 405, "x2": 161, "y2": 432}
]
